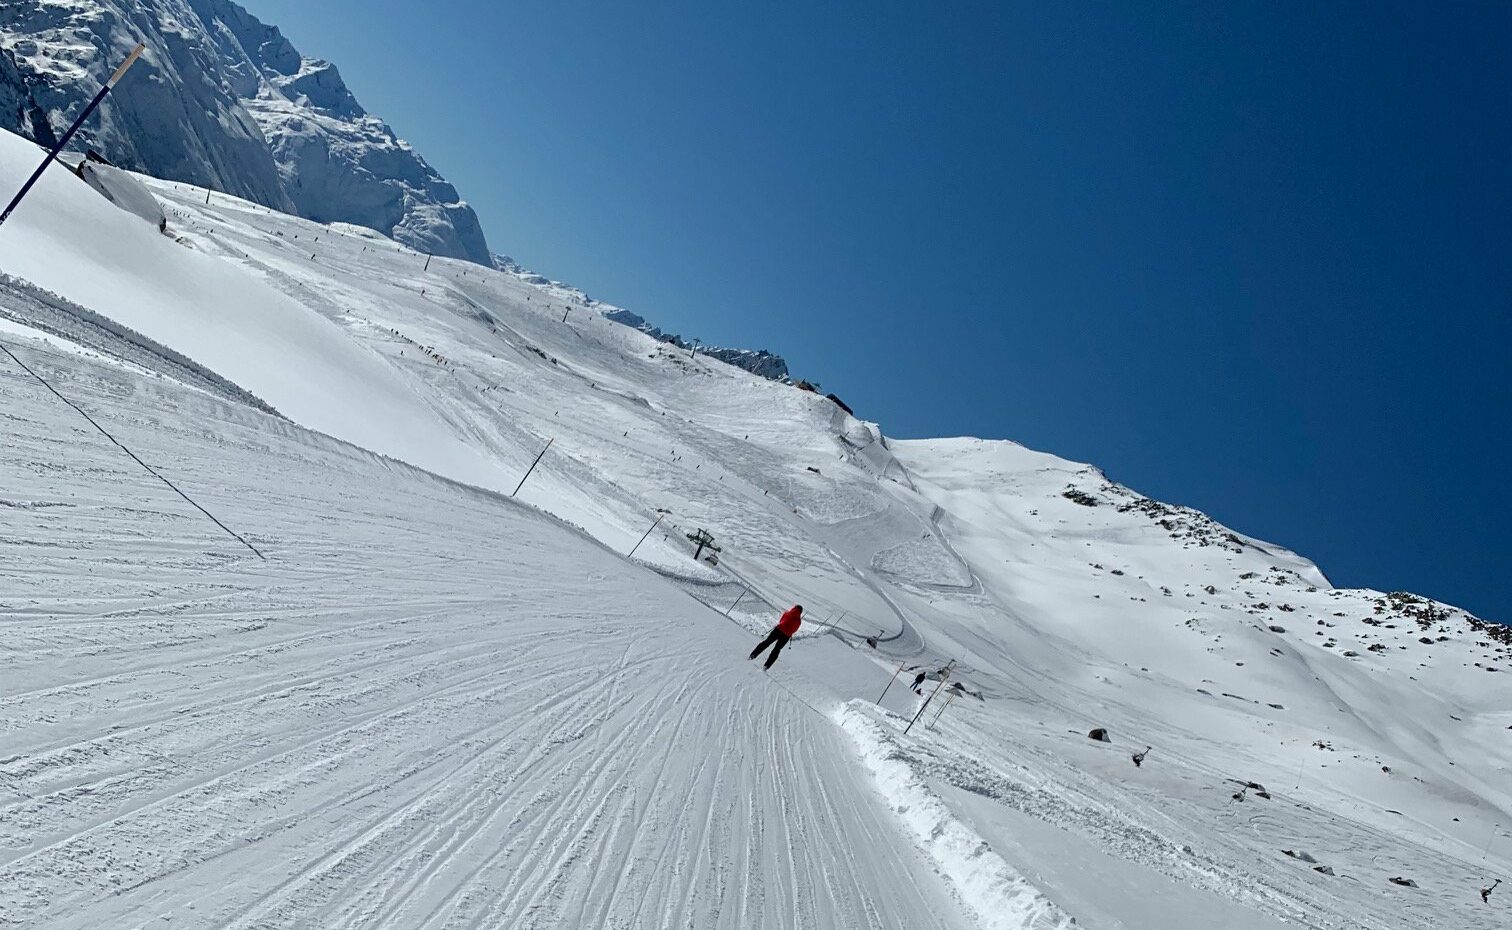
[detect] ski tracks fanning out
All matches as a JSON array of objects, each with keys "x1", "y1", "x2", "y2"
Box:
[{"x1": 0, "y1": 333, "x2": 972, "y2": 930}]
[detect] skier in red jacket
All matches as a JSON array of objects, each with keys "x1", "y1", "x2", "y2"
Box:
[{"x1": 749, "y1": 605, "x2": 802, "y2": 669}]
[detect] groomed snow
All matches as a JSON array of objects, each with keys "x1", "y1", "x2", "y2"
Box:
[{"x1": 0, "y1": 328, "x2": 969, "y2": 929}]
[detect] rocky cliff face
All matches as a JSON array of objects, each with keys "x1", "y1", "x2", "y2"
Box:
[
  {"x1": 698, "y1": 346, "x2": 790, "y2": 381},
  {"x1": 601, "y1": 307, "x2": 791, "y2": 382},
  {"x1": 0, "y1": 0, "x2": 492, "y2": 264},
  {"x1": 0, "y1": 44, "x2": 56, "y2": 149}
]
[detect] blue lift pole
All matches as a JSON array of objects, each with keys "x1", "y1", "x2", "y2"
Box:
[{"x1": 0, "y1": 43, "x2": 146, "y2": 230}]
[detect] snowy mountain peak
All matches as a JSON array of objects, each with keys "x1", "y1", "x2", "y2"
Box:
[
  {"x1": 272, "y1": 59, "x2": 363, "y2": 119},
  {"x1": 0, "y1": 0, "x2": 493, "y2": 264},
  {"x1": 200, "y1": 0, "x2": 303, "y2": 79}
]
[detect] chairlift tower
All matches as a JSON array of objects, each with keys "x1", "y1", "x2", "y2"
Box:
[{"x1": 686, "y1": 528, "x2": 721, "y2": 562}]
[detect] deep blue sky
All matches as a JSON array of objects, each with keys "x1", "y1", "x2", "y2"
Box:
[{"x1": 247, "y1": 1, "x2": 1509, "y2": 620}]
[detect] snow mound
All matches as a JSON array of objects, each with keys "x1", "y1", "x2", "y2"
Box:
[
  {"x1": 837, "y1": 701, "x2": 1077, "y2": 930},
  {"x1": 74, "y1": 159, "x2": 166, "y2": 231},
  {"x1": 325, "y1": 221, "x2": 388, "y2": 240}
]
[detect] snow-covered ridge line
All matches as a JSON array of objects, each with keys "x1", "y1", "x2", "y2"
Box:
[
  {"x1": 0, "y1": 271, "x2": 279, "y2": 416},
  {"x1": 485, "y1": 258, "x2": 798, "y2": 383},
  {"x1": 836, "y1": 701, "x2": 1078, "y2": 930},
  {"x1": 600, "y1": 307, "x2": 790, "y2": 381}
]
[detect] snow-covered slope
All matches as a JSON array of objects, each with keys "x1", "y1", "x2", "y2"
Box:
[
  {"x1": 0, "y1": 322, "x2": 977, "y2": 930},
  {"x1": 0, "y1": 0, "x2": 492, "y2": 264},
  {"x1": 1, "y1": 128, "x2": 1507, "y2": 929}
]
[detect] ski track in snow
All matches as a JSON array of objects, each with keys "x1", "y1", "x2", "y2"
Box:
[{"x1": 0, "y1": 337, "x2": 967, "y2": 930}]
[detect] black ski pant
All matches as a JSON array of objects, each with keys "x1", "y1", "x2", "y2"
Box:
[{"x1": 749, "y1": 629, "x2": 791, "y2": 668}]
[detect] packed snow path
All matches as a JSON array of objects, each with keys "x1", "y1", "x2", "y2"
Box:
[{"x1": 0, "y1": 333, "x2": 969, "y2": 929}]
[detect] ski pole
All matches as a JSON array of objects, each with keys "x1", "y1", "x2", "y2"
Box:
[
  {"x1": 1, "y1": 43, "x2": 146, "y2": 230},
  {"x1": 876, "y1": 660, "x2": 906, "y2": 704}
]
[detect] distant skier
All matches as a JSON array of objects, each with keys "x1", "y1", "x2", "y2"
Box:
[
  {"x1": 911, "y1": 670, "x2": 929, "y2": 695},
  {"x1": 1132, "y1": 746, "x2": 1151, "y2": 768},
  {"x1": 749, "y1": 605, "x2": 803, "y2": 669},
  {"x1": 1482, "y1": 879, "x2": 1500, "y2": 903}
]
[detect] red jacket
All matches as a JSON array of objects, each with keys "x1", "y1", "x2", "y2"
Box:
[{"x1": 776, "y1": 606, "x2": 803, "y2": 637}]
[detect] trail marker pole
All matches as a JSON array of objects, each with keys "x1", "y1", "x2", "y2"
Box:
[
  {"x1": 424, "y1": 253, "x2": 433, "y2": 272},
  {"x1": 627, "y1": 514, "x2": 664, "y2": 559},
  {"x1": 511, "y1": 437, "x2": 552, "y2": 497},
  {"x1": 928, "y1": 689, "x2": 958, "y2": 729},
  {"x1": 904, "y1": 662, "x2": 953, "y2": 735},
  {"x1": 562, "y1": 308, "x2": 570, "y2": 323},
  {"x1": 0, "y1": 43, "x2": 146, "y2": 230},
  {"x1": 876, "y1": 660, "x2": 906, "y2": 704},
  {"x1": 725, "y1": 589, "x2": 748, "y2": 616},
  {"x1": 205, "y1": 184, "x2": 212, "y2": 206}
]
